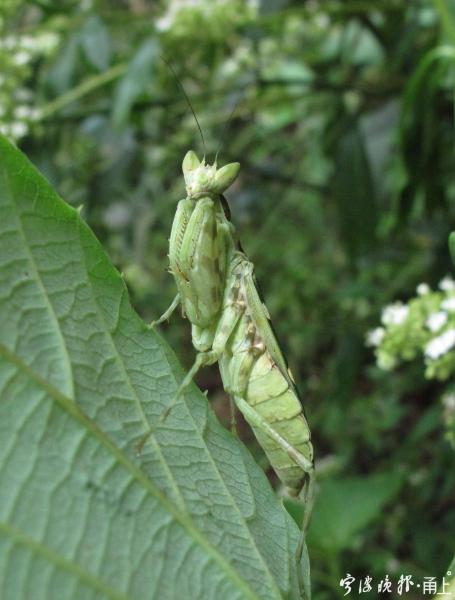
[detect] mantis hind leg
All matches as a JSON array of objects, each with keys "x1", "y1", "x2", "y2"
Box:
[
  {"x1": 295, "y1": 469, "x2": 315, "y2": 561},
  {"x1": 233, "y1": 396, "x2": 313, "y2": 474},
  {"x1": 295, "y1": 470, "x2": 315, "y2": 600},
  {"x1": 161, "y1": 298, "x2": 245, "y2": 421},
  {"x1": 232, "y1": 396, "x2": 315, "y2": 554}
]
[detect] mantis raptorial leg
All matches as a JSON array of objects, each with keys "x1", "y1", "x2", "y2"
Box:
[
  {"x1": 160, "y1": 287, "x2": 246, "y2": 421},
  {"x1": 151, "y1": 293, "x2": 180, "y2": 327},
  {"x1": 160, "y1": 350, "x2": 219, "y2": 421}
]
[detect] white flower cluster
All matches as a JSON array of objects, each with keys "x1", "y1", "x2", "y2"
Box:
[
  {"x1": 0, "y1": 122, "x2": 28, "y2": 139},
  {"x1": 0, "y1": 32, "x2": 59, "y2": 56},
  {"x1": 0, "y1": 104, "x2": 40, "y2": 140},
  {"x1": 369, "y1": 276, "x2": 455, "y2": 378},
  {"x1": 422, "y1": 277, "x2": 455, "y2": 360},
  {"x1": 156, "y1": 0, "x2": 257, "y2": 32},
  {"x1": 0, "y1": 31, "x2": 58, "y2": 140}
]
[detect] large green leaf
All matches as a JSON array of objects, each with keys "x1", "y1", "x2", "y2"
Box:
[{"x1": 0, "y1": 134, "x2": 308, "y2": 600}]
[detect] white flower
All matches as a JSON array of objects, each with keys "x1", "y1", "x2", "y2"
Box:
[
  {"x1": 424, "y1": 328, "x2": 455, "y2": 360},
  {"x1": 366, "y1": 327, "x2": 385, "y2": 347},
  {"x1": 13, "y1": 51, "x2": 31, "y2": 66},
  {"x1": 19, "y1": 35, "x2": 35, "y2": 51},
  {"x1": 10, "y1": 122, "x2": 28, "y2": 139},
  {"x1": 417, "y1": 283, "x2": 430, "y2": 296},
  {"x1": 441, "y1": 297, "x2": 455, "y2": 312},
  {"x1": 442, "y1": 393, "x2": 455, "y2": 411},
  {"x1": 381, "y1": 303, "x2": 409, "y2": 326},
  {"x1": 1, "y1": 35, "x2": 18, "y2": 50},
  {"x1": 426, "y1": 311, "x2": 448, "y2": 332},
  {"x1": 14, "y1": 105, "x2": 34, "y2": 120},
  {"x1": 439, "y1": 276, "x2": 455, "y2": 292}
]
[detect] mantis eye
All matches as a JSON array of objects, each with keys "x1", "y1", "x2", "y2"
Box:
[
  {"x1": 213, "y1": 162, "x2": 240, "y2": 193},
  {"x1": 182, "y1": 150, "x2": 200, "y2": 175}
]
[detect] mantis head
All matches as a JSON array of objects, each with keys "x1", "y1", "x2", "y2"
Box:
[{"x1": 182, "y1": 150, "x2": 240, "y2": 198}]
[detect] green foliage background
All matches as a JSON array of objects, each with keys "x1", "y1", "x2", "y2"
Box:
[{"x1": 2, "y1": 0, "x2": 455, "y2": 598}]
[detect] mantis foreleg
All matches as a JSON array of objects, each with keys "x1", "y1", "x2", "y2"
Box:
[
  {"x1": 160, "y1": 287, "x2": 246, "y2": 421},
  {"x1": 160, "y1": 349, "x2": 219, "y2": 421},
  {"x1": 151, "y1": 293, "x2": 180, "y2": 327}
]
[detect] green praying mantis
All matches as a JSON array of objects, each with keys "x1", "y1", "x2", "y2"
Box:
[{"x1": 151, "y1": 149, "x2": 315, "y2": 548}]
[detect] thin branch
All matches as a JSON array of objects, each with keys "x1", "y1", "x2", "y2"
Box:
[
  {"x1": 37, "y1": 63, "x2": 127, "y2": 121},
  {"x1": 41, "y1": 74, "x2": 401, "y2": 124}
]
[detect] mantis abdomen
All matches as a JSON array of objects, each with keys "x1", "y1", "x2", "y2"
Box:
[{"x1": 218, "y1": 254, "x2": 314, "y2": 498}]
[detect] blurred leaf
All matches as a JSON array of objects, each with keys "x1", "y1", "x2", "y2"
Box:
[
  {"x1": 360, "y1": 101, "x2": 399, "y2": 202},
  {"x1": 342, "y1": 20, "x2": 384, "y2": 66},
  {"x1": 46, "y1": 35, "x2": 79, "y2": 95},
  {"x1": 402, "y1": 45, "x2": 455, "y2": 125},
  {"x1": 112, "y1": 39, "x2": 159, "y2": 127},
  {"x1": 80, "y1": 16, "x2": 111, "y2": 72},
  {"x1": 0, "y1": 134, "x2": 307, "y2": 600},
  {"x1": 306, "y1": 473, "x2": 403, "y2": 552},
  {"x1": 332, "y1": 122, "x2": 378, "y2": 261},
  {"x1": 449, "y1": 231, "x2": 455, "y2": 267},
  {"x1": 434, "y1": 0, "x2": 455, "y2": 46}
]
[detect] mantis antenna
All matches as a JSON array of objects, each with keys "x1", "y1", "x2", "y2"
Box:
[
  {"x1": 160, "y1": 55, "x2": 207, "y2": 159},
  {"x1": 214, "y1": 95, "x2": 243, "y2": 165}
]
